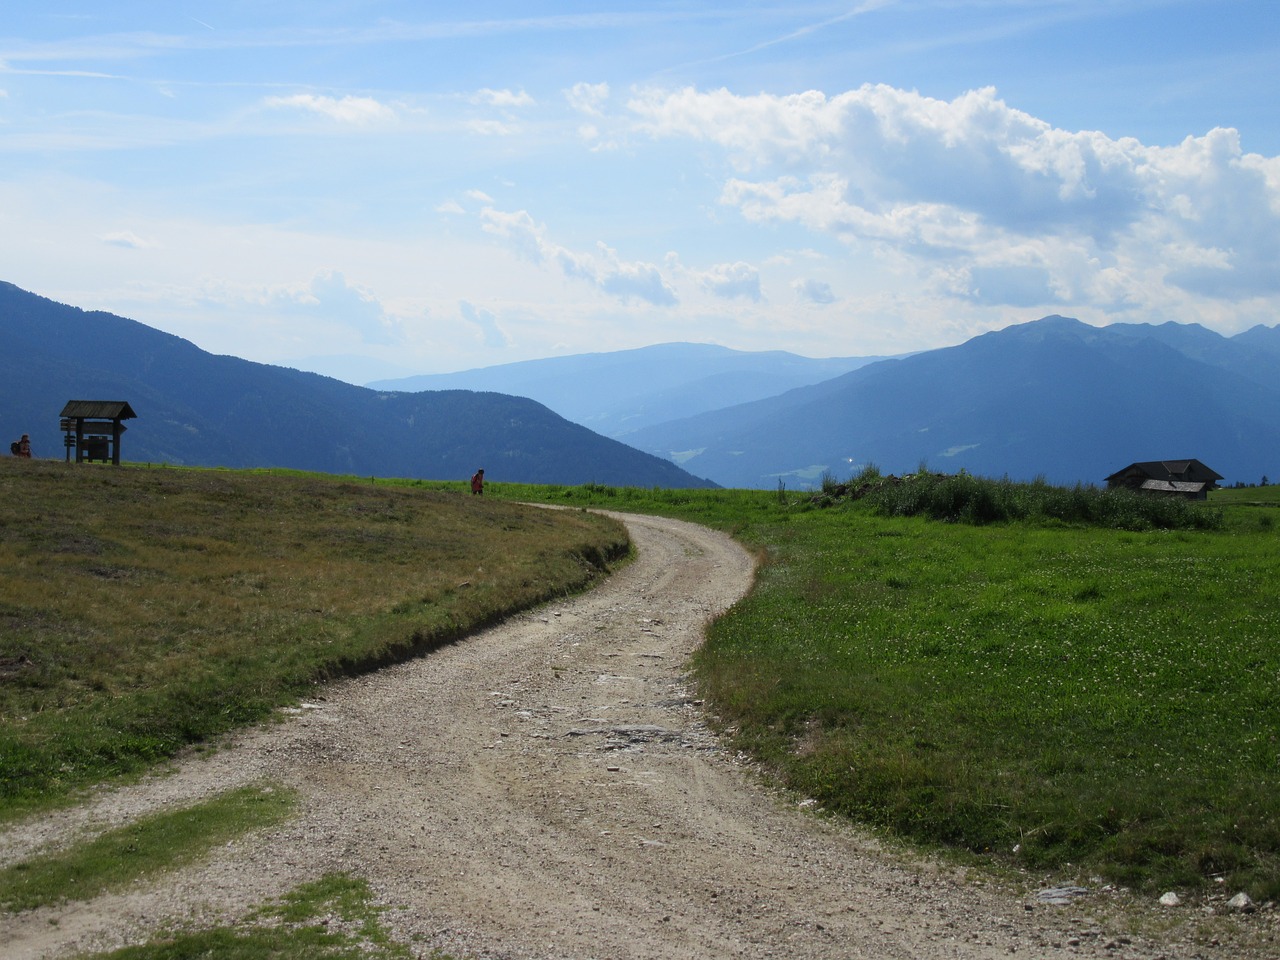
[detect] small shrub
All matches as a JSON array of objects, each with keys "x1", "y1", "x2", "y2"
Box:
[{"x1": 853, "y1": 462, "x2": 883, "y2": 485}]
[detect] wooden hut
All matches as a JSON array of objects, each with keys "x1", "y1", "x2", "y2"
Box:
[
  {"x1": 1104, "y1": 459, "x2": 1222, "y2": 500},
  {"x1": 60, "y1": 401, "x2": 137, "y2": 465}
]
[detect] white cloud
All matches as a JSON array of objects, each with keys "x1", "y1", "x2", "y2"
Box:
[
  {"x1": 592, "y1": 246, "x2": 677, "y2": 305},
  {"x1": 480, "y1": 206, "x2": 677, "y2": 306},
  {"x1": 567, "y1": 82, "x2": 625, "y2": 149},
  {"x1": 566, "y1": 82, "x2": 609, "y2": 116},
  {"x1": 472, "y1": 88, "x2": 535, "y2": 108},
  {"x1": 464, "y1": 119, "x2": 517, "y2": 136},
  {"x1": 723, "y1": 174, "x2": 983, "y2": 248},
  {"x1": 697, "y1": 261, "x2": 762, "y2": 301},
  {"x1": 793, "y1": 278, "x2": 835, "y2": 304},
  {"x1": 628, "y1": 84, "x2": 1280, "y2": 309},
  {"x1": 264, "y1": 94, "x2": 396, "y2": 124}
]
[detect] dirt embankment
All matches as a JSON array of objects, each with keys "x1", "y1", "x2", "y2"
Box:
[{"x1": 1, "y1": 512, "x2": 1273, "y2": 959}]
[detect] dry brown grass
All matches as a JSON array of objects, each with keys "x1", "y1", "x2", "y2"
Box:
[{"x1": 0, "y1": 459, "x2": 628, "y2": 818}]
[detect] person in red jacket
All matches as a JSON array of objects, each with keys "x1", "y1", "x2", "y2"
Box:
[
  {"x1": 16, "y1": 434, "x2": 31, "y2": 458},
  {"x1": 470, "y1": 468, "x2": 485, "y2": 495}
]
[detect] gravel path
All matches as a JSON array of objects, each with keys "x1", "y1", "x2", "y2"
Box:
[{"x1": 0, "y1": 512, "x2": 1272, "y2": 959}]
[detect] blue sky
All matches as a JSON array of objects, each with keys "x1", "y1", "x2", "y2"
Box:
[{"x1": 2, "y1": 1, "x2": 1277, "y2": 383}]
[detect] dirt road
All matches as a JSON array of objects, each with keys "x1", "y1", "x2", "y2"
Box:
[{"x1": 0, "y1": 513, "x2": 1269, "y2": 959}]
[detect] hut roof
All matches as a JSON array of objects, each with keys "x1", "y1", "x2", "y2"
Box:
[
  {"x1": 60, "y1": 401, "x2": 137, "y2": 420},
  {"x1": 1139, "y1": 479, "x2": 1209, "y2": 495},
  {"x1": 1104, "y1": 459, "x2": 1223, "y2": 484}
]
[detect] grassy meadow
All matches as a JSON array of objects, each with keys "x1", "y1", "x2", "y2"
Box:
[
  {"x1": 3, "y1": 457, "x2": 1278, "y2": 911},
  {"x1": 481, "y1": 474, "x2": 1280, "y2": 899},
  {"x1": 0, "y1": 458, "x2": 628, "y2": 820}
]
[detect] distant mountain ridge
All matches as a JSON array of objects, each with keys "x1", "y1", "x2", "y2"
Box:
[
  {"x1": 0, "y1": 282, "x2": 715, "y2": 488},
  {"x1": 370, "y1": 343, "x2": 887, "y2": 438},
  {"x1": 7, "y1": 281, "x2": 1275, "y2": 491},
  {"x1": 621, "y1": 314, "x2": 1280, "y2": 488}
]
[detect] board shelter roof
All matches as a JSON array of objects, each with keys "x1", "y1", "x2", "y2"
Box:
[{"x1": 60, "y1": 401, "x2": 137, "y2": 420}]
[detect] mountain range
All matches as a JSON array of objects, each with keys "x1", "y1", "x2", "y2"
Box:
[
  {"x1": 378, "y1": 314, "x2": 1280, "y2": 489},
  {"x1": 5, "y1": 279, "x2": 1277, "y2": 490},
  {"x1": 619, "y1": 315, "x2": 1280, "y2": 488},
  {"x1": 0, "y1": 282, "x2": 715, "y2": 488},
  {"x1": 370, "y1": 345, "x2": 886, "y2": 439}
]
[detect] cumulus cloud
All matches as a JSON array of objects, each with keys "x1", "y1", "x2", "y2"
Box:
[
  {"x1": 793, "y1": 278, "x2": 836, "y2": 304},
  {"x1": 264, "y1": 93, "x2": 396, "y2": 124},
  {"x1": 458, "y1": 89, "x2": 534, "y2": 139},
  {"x1": 629, "y1": 85, "x2": 1142, "y2": 235},
  {"x1": 627, "y1": 84, "x2": 1280, "y2": 308},
  {"x1": 697, "y1": 261, "x2": 762, "y2": 301},
  {"x1": 480, "y1": 206, "x2": 677, "y2": 306},
  {"x1": 566, "y1": 82, "x2": 610, "y2": 116},
  {"x1": 566, "y1": 82, "x2": 624, "y2": 149},
  {"x1": 459, "y1": 300, "x2": 509, "y2": 349}
]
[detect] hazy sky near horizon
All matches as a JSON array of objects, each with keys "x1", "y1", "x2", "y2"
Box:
[{"x1": 2, "y1": 1, "x2": 1277, "y2": 384}]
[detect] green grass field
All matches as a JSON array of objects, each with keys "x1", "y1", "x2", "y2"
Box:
[
  {"x1": 1214, "y1": 483, "x2": 1280, "y2": 502},
  {"x1": 489, "y1": 476, "x2": 1280, "y2": 899},
  {"x1": 3, "y1": 461, "x2": 1278, "y2": 912}
]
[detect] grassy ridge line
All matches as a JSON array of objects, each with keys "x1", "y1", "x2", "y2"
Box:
[
  {"x1": 1214, "y1": 484, "x2": 1280, "y2": 507},
  {"x1": 474, "y1": 477, "x2": 1280, "y2": 899},
  {"x1": 0, "y1": 460, "x2": 628, "y2": 821}
]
